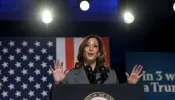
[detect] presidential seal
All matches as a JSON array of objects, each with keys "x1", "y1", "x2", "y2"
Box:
[{"x1": 84, "y1": 92, "x2": 114, "y2": 100}]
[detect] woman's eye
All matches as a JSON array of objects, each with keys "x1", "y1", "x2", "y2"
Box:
[
  {"x1": 86, "y1": 44, "x2": 90, "y2": 46},
  {"x1": 94, "y1": 45, "x2": 98, "y2": 47}
]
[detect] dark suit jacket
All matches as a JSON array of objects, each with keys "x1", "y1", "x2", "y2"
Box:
[{"x1": 48, "y1": 68, "x2": 119, "y2": 100}]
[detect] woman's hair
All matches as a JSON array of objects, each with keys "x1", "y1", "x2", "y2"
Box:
[{"x1": 75, "y1": 34, "x2": 107, "y2": 68}]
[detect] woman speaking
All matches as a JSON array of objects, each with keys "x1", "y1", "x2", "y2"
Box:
[{"x1": 50, "y1": 35, "x2": 145, "y2": 84}]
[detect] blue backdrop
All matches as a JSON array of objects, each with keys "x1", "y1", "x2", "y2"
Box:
[
  {"x1": 0, "y1": 0, "x2": 118, "y2": 21},
  {"x1": 125, "y1": 52, "x2": 175, "y2": 100}
]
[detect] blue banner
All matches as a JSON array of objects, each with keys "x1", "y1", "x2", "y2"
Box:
[{"x1": 125, "y1": 52, "x2": 175, "y2": 100}]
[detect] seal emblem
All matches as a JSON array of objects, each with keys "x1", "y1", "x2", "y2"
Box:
[{"x1": 84, "y1": 92, "x2": 114, "y2": 100}]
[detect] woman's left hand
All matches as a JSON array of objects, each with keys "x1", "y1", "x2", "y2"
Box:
[{"x1": 125, "y1": 65, "x2": 145, "y2": 84}]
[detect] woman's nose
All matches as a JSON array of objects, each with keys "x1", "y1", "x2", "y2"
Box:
[{"x1": 89, "y1": 46, "x2": 93, "y2": 51}]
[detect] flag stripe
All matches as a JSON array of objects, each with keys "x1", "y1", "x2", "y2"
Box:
[
  {"x1": 101, "y1": 37, "x2": 110, "y2": 67},
  {"x1": 74, "y1": 38, "x2": 83, "y2": 65},
  {"x1": 65, "y1": 38, "x2": 74, "y2": 69},
  {"x1": 56, "y1": 38, "x2": 66, "y2": 71}
]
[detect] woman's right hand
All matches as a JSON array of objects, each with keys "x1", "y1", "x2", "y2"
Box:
[{"x1": 50, "y1": 59, "x2": 69, "y2": 84}]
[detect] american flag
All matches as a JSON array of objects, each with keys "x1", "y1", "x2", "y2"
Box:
[{"x1": 0, "y1": 37, "x2": 110, "y2": 100}]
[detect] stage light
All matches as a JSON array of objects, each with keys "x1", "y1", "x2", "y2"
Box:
[
  {"x1": 80, "y1": 0, "x2": 90, "y2": 11},
  {"x1": 173, "y1": 3, "x2": 175, "y2": 11},
  {"x1": 41, "y1": 10, "x2": 53, "y2": 24},
  {"x1": 123, "y1": 11, "x2": 134, "y2": 24}
]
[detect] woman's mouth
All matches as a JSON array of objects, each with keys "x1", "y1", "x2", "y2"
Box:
[{"x1": 87, "y1": 53, "x2": 94, "y2": 56}]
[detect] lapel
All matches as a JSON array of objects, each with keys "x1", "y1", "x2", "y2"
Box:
[
  {"x1": 103, "y1": 72, "x2": 110, "y2": 84},
  {"x1": 96, "y1": 72, "x2": 110, "y2": 84},
  {"x1": 73, "y1": 68, "x2": 90, "y2": 84}
]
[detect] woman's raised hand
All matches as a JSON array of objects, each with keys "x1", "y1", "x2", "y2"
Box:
[{"x1": 50, "y1": 59, "x2": 69, "y2": 84}]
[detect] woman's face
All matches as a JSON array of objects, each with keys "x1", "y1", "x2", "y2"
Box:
[{"x1": 83, "y1": 38, "x2": 100, "y2": 62}]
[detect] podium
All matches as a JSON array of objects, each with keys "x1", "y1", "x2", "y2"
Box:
[{"x1": 51, "y1": 84, "x2": 145, "y2": 100}]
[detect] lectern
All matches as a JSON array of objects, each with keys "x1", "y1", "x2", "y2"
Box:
[{"x1": 51, "y1": 84, "x2": 145, "y2": 100}]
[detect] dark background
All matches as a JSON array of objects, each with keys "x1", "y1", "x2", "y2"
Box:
[{"x1": 0, "y1": 0, "x2": 175, "y2": 83}]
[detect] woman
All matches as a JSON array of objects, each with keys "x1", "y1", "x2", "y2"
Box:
[
  {"x1": 50, "y1": 34, "x2": 145, "y2": 84},
  {"x1": 48, "y1": 35, "x2": 145, "y2": 100}
]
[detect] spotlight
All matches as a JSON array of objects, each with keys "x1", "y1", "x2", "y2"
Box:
[
  {"x1": 173, "y1": 3, "x2": 175, "y2": 11},
  {"x1": 41, "y1": 9, "x2": 53, "y2": 24},
  {"x1": 123, "y1": 11, "x2": 134, "y2": 24},
  {"x1": 79, "y1": 0, "x2": 90, "y2": 11}
]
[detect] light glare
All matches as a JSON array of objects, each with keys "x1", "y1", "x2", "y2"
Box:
[
  {"x1": 173, "y1": 3, "x2": 175, "y2": 12},
  {"x1": 124, "y1": 11, "x2": 134, "y2": 24},
  {"x1": 80, "y1": 1, "x2": 90, "y2": 11},
  {"x1": 41, "y1": 10, "x2": 53, "y2": 24}
]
